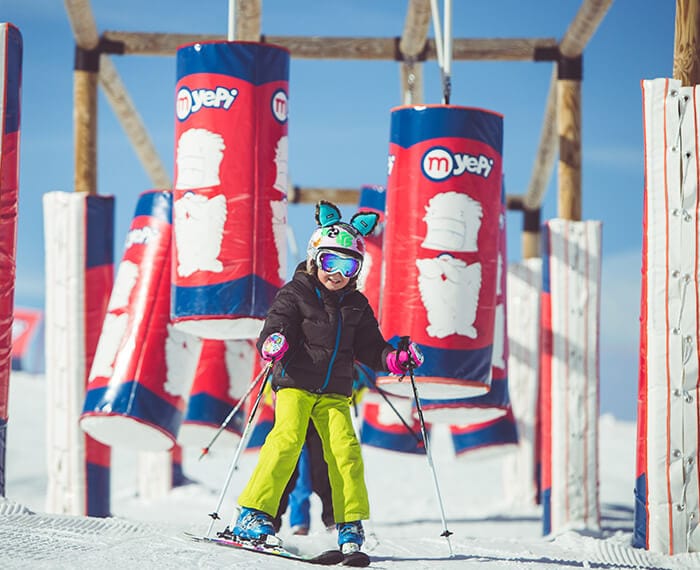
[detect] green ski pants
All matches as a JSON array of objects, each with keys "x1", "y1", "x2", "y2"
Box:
[{"x1": 237, "y1": 387, "x2": 370, "y2": 523}]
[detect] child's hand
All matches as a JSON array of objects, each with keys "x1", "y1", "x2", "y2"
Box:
[
  {"x1": 262, "y1": 332, "x2": 289, "y2": 361},
  {"x1": 386, "y1": 342, "x2": 424, "y2": 374}
]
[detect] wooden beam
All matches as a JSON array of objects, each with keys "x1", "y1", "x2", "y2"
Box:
[
  {"x1": 289, "y1": 187, "x2": 360, "y2": 205},
  {"x1": 292, "y1": 188, "x2": 530, "y2": 210},
  {"x1": 559, "y1": 0, "x2": 614, "y2": 58},
  {"x1": 523, "y1": 69, "x2": 557, "y2": 210},
  {"x1": 399, "y1": 0, "x2": 431, "y2": 57},
  {"x1": 63, "y1": 0, "x2": 99, "y2": 49},
  {"x1": 521, "y1": 0, "x2": 612, "y2": 211},
  {"x1": 101, "y1": 31, "x2": 559, "y2": 61},
  {"x1": 235, "y1": 0, "x2": 261, "y2": 41},
  {"x1": 448, "y1": 38, "x2": 557, "y2": 61},
  {"x1": 673, "y1": 0, "x2": 700, "y2": 85},
  {"x1": 64, "y1": 0, "x2": 170, "y2": 192},
  {"x1": 98, "y1": 56, "x2": 172, "y2": 189}
]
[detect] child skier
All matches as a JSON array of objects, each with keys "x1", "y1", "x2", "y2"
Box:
[
  {"x1": 276, "y1": 362, "x2": 374, "y2": 535},
  {"x1": 229, "y1": 201, "x2": 423, "y2": 556}
]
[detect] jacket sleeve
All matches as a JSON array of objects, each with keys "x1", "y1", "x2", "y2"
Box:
[
  {"x1": 353, "y1": 304, "x2": 395, "y2": 372},
  {"x1": 256, "y1": 282, "x2": 303, "y2": 356}
]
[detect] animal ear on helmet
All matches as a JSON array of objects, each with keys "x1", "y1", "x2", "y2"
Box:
[
  {"x1": 349, "y1": 211, "x2": 379, "y2": 237},
  {"x1": 315, "y1": 200, "x2": 342, "y2": 228}
]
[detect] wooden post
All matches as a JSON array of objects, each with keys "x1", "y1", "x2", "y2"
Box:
[
  {"x1": 557, "y1": 55, "x2": 582, "y2": 221},
  {"x1": 399, "y1": 0, "x2": 430, "y2": 104},
  {"x1": 553, "y1": 0, "x2": 612, "y2": 220},
  {"x1": 673, "y1": 0, "x2": 700, "y2": 85},
  {"x1": 400, "y1": 61, "x2": 424, "y2": 105},
  {"x1": 74, "y1": 46, "x2": 99, "y2": 194},
  {"x1": 506, "y1": 195, "x2": 541, "y2": 259},
  {"x1": 65, "y1": 0, "x2": 101, "y2": 195},
  {"x1": 522, "y1": 208, "x2": 541, "y2": 259},
  {"x1": 235, "y1": 0, "x2": 261, "y2": 42}
]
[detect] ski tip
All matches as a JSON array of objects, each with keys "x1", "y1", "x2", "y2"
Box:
[
  {"x1": 342, "y1": 551, "x2": 371, "y2": 567},
  {"x1": 309, "y1": 550, "x2": 344, "y2": 565}
]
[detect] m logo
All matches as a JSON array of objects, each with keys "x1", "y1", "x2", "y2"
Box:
[
  {"x1": 176, "y1": 88, "x2": 194, "y2": 121},
  {"x1": 422, "y1": 148, "x2": 453, "y2": 181},
  {"x1": 271, "y1": 89, "x2": 289, "y2": 123}
]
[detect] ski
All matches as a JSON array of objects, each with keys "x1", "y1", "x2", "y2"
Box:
[
  {"x1": 185, "y1": 531, "x2": 345, "y2": 565},
  {"x1": 342, "y1": 550, "x2": 371, "y2": 567}
]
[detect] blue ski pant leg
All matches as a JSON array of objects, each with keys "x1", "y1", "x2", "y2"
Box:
[
  {"x1": 311, "y1": 394, "x2": 370, "y2": 523},
  {"x1": 237, "y1": 388, "x2": 314, "y2": 517}
]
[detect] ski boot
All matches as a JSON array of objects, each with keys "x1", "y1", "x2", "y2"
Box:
[
  {"x1": 336, "y1": 521, "x2": 370, "y2": 567},
  {"x1": 231, "y1": 507, "x2": 278, "y2": 545}
]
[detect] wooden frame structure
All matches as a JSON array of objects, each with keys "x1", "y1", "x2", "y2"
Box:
[{"x1": 63, "y1": 0, "x2": 615, "y2": 259}]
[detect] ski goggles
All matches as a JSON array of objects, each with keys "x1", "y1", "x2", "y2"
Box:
[{"x1": 316, "y1": 251, "x2": 362, "y2": 278}]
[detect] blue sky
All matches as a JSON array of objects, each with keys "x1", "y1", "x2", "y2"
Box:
[{"x1": 4, "y1": 1, "x2": 676, "y2": 418}]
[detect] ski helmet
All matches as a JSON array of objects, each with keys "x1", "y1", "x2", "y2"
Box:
[{"x1": 306, "y1": 201, "x2": 379, "y2": 266}]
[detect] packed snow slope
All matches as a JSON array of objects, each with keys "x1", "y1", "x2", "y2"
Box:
[{"x1": 4, "y1": 372, "x2": 700, "y2": 569}]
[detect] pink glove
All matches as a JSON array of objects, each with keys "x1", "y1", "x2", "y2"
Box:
[
  {"x1": 386, "y1": 342, "x2": 424, "y2": 374},
  {"x1": 261, "y1": 332, "x2": 288, "y2": 361}
]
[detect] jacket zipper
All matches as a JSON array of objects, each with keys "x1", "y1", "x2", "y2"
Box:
[{"x1": 320, "y1": 311, "x2": 342, "y2": 392}]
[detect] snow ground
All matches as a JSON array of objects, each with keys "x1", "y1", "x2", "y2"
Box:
[{"x1": 3, "y1": 372, "x2": 700, "y2": 569}]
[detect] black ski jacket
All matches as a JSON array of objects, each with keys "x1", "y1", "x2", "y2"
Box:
[{"x1": 257, "y1": 263, "x2": 394, "y2": 397}]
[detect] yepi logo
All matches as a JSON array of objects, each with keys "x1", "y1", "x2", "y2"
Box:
[
  {"x1": 387, "y1": 154, "x2": 396, "y2": 176},
  {"x1": 176, "y1": 86, "x2": 239, "y2": 121},
  {"x1": 421, "y1": 146, "x2": 494, "y2": 181},
  {"x1": 124, "y1": 226, "x2": 160, "y2": 249},
  {"x1": 271, "y1": 89, "x2": 288, "y2": 123}
]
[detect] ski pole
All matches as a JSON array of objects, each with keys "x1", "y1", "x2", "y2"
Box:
[
  {"x1": 205, "y1": 360, "x2": 274, "y2": 537},
  {"x1": 199, "y1": 363, "x2": 270, "y2": 460},
  {"x1": 398, "y1": 336, "x2": 454, "y2": 557},
  {"x1": 367, "y1": 376, "x2": 423, "y2": 445}
]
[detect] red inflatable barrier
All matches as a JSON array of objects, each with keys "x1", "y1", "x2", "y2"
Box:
[
  {"x1": 81, "y1": 191, "x2": 202, "y2": 451},
  {"x1": 420, "y1": 187, "x2": 510, "y2": 423},
  {"x1": 178, "y1": 339, "x2": 256, "y2": 449},
  {"x1": 356, "y1": 185, "x2": 386, "y2": 317},
  {"x1": 10, "y1": 308, "x2": 43, "y2": 373},
  {"x1": 172, "y1": 42, "x2": 290, "y2": 340},
  {"x1": 377, "y1": 105, "x2": 503, "y2": 399},
  {"x1": 0, "y1": 22, "x2": 22, "y2": 495},
  {"x1": 360, "y1": 395, "x2": 427, "y2": 455},
  {"x1": 451, "y1": 408, "x2": 518, "y2": 458}
]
